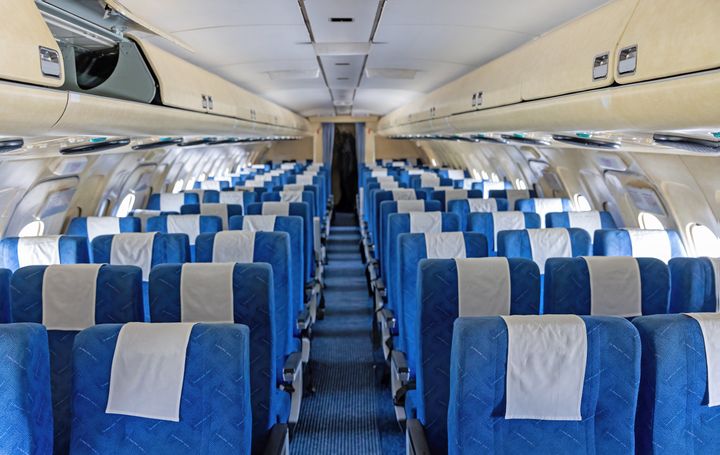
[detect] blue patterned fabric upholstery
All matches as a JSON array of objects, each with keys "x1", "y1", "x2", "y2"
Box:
[
  {"x1": 201, "y1": 190, "x2": 257, "y2": 206},
  {"x1": 386, "y1": 213, "x2": 461, "y2": 319},
  {"x1": 370, "y1": 189, "x2": 428, "y2": 247},
  {"x1": 193, "y1": 179, "x2": 230, "y2": 190},
  {"x1": 180, "y1": 203, "x2": 244, "y2": 219},
  {"x1": 246, "y1": 202, "x2": 314, "y2": 283},
  {"x1": 516, "y1": 198, "x2": 573, "y2": 216},
  {"x1": 378, "y1": 200, "x2": 442, "y2": 278},
  {"x1": 449, "y1": 316, "x2": 640, "y2": 455},
  {"x1": 668, "y1": 258, "x2": 717, "y2": 313},
  {"x1": 196, "y1": 232, "x2": 296, "y2": 366},
  {"x1": 229, "y1": 215, "x2": 305, "y2": 317},
  {"x1": 415, "y1": 259, "x2": 540, "y2": 453},
  {"x1": 262, "y1": 190, "x2": 316, "y2": 219},
  {"x1": 473, "y1": 180, "x2": 513, "y2": 192},
  {"x1": 146, "y1": 192, "x2": 199, "y2": 210},
  {"x1": 0, "y1": 323, "x2": 53, "y2": 454},
  {"x1": 488, "y1": 189, "x2": 537, "y2": 204},
  {"x1": 409, "y1": 175, "x2": 453, "y2": 189},
  {"x1": 544, "y1": 257, "x2": 670, "y2": 315},
  {"x1": 66, "y1": 217, "x2": 141, "y2": 237},
  {"x1": 11, "y1": 265, "x2": 143, "y2": 455},
  {"x1": 274, "y1": 185, "x2": 322, "y2": 222},
  {"x1": 0, "y1": 268, "x2": 11, "y2": 323},
  {"x1": 429, "y1": 189, "x2": 484, "y2": 210},
  {"x1": 70, "y1": 324, "x2": 252, "y2": 455},
  {"x1": 149, "y1": 264, "x2": 280, "y2": 452},
  {"x1": 448, "y1": 198, "x2": 509, "y2": 230},
  {"x1": 593, "y1": 229, "x2": 686, "y2": 258},
  {"x1": 397, "y1": 233, "x2": 488, "y2": 357},
  {"x1": 546, "y1": 211, "x2": 617, "y2": 232},
  {"x1": 497, "y1": 228, "x2": 592, "y2": 264},
  {"x1": 468, "y1": 212, "x2": 541, "y2": 254},
  {"x1": 0, "y1": 236, "x2": 90, "y2": 271},
  {"x1": 633, "y1": 314, "x2": 720, "y2": 454},
  {"x1": 146, "y1": 215, "x2": 222, "y2": 261}
]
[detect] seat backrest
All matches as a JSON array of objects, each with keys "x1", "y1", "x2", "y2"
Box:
[
  {"x1": 449, "y1": 316, "x2": 640, "y2": 455},
  {"x1": 147, "y1": 215, "x2": 222, "y2": 244},
  {"x1": 488, "y1": 189, "x2": 538, "y2": 209},
  {"x1": 195, "y1": 231, "x2": 295, "y2": 362},
  {"x1": 546, "y1": 210, "x2": 617, "y2": 239},
  {"x1": 228, "y1": 215, "x2": 304, "y2": 320},
  {"x1": 194, "y1": 179, "x2": 230, "y2": 190},
  {"x1": 11, "y1": 264, "x2": 144, "y2": 454},
  {"x1": 66, "y1": 216, "x2": 141, "y2": 241},
  {"x1": 397, "y1": 232, "x2": 488, "y2": 355},
  {"x1": 429, "y1": 189, "x2": 484, "y2": 210},
  {"x1": 593, "y1": 229, "x2": 686, "y2": 262},
  {"x1": 516, "y1": 198, "x2": 573, "y2": 227},
  {"x1": 475, "y1": 180, "x2": 512, "y2": 197},
  {"x1": 448, "y1": 198, "x2": 508, "y2": 231},
  {"x1": 0, "y1": 236, "x2": 89, "y2": 271},
  {"x1": 146, "y1": 192, "x2": 199, "y2": 211},
  {"x1": 633, "y1": 314, "x2": 720, "y2": 454},
  {"x1": 261, "y1": 190, "x2": 315, "y2": 219},
  {"x1": 544, "y1": 257, "x2": 669, "y2": 315},
  {"x1": 180, "y1": 203, "x2": 243, "y2": 230},
  {"x1": 129, "y1": 209, "x2": 164, "y2": 230},
  {"x1": 386, "y1": 212, "x2": 461, "y2": 315},
  {"x1": 0, "y1": 323, "x2": 53, "y2": 454},
  {"x1": 201, "y1": 189, "x2": 257, "y2": 207},
  {"x1": 92, "y1": 233, "x2": 190, "y2": 281},
  {"x1": 71, "y1": 323, "x2": 252, "y2": 455},
  {"x1": 497, "y1": 228, "x2": 591, "y2": 274},
  {"x1": 370, "y1": 189, "x2": 427, "y2": 247},
  {"x1": 149, "y1": 264, "x2": 277, "y2": 451},
  {"x1": 416, "y1": 258, "x2": 540, "y2": 453},
  {"x1": 378, "y1": 199, "x2": 442, "y2": 278},
  {"x1": 668, "y1": 257, "x2": 720, "y2": 313},
  {"x1": 246, "y1": 202, "x2": 313, "y2": 283},
  {"x1": 468, "y1": 212, "x2": 541, "y2": 254},
  {"x1": 0, "y1": 268, "x2": 11, "y2": 323}
]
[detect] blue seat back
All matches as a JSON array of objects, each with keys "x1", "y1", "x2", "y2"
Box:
[
  {"x1": 261, "y1": 191, "x2": 316, "y2": 218},
  {"x1": 201, "y1": 190, "x2": 257, "y2": 206},
  {"x1": 544, "y1": 257, "x2": 670, "y2": 315},
  {"x1": 633, "y1": 314, "x2": 720, "y2": 454},
  {"x1": 0, "y1": 323, "x2": 53, "y2": 454},
  {"x1": 448, "y1": 198, "x2": 509, "y2": 230},
  {"x1": 146, "y1": 192, "x2": 199, "y2": 211},
  {"x1": 449, "y1": 316, "x2": 640, "y2": 455},
  {"x1": 0, "y1": 268, "x2": 11, "y2": 323},
  {"x1": 468, "y1": 212, "x2": 541, "y2": 254},
  {"x1": 593, "y1": 229, "x2": 686, "y2": 260},
  {"x1": 429, "y1": 189, "x2": 484, "y2": 210},
  {"x1": 70, "y1": 324, "x2": 252, "y2": 455},
  {"x1": 146, "y1": 215, "x2": 222, "y2": 261},
  {"x1": 149, "y1": 264, "x2": 278, "y2": 451},
  {"x1": 66, "y1": 217, "x2": 140, "y2": 239},
  {"x1": 546, "y1": 211, "x2": 617, "y2": 236},
  {"x1": 370, "y1": 189, "x2": 427, "y2": 247},
  {"x1": 497, "y1": 228, "x2": 591, "y2": 266},
  {"x1": 668, "y1": 258, "x2": 719, "y2": 313},
  {"x1": 416, "y1": 259, "x2": 540, "y2": 453},
  {"x1": 0, "y1": 236, "x2": 89, "y2": 271}
]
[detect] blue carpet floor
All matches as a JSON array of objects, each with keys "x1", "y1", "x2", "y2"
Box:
[{"x1": 289, "y1": 215, "x2": 404, "y2": 454}]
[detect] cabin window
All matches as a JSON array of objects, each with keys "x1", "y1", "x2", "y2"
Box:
[
  {"x1": 490, "y1": 172, "x2": 499, "y2": 183},
  {"x1": 574, "y1": 194, "x2": 592, "y2": 211},
  {"x1": 198, "y1": 173, "x2": 207, "y2": 182},
  {"x1": 18, "y1": 220, "x2": 45, "y2": 237},
  {"x1": 471, "y1": 168, "x2": 481, "y2": 179},
  {"x1": 688, "y1": 223, "x2": 720, "y2": 257},
  {"x1": 185, "y1": 179, "x2": 196, "y2": 191},
  {"x1": 430, "y1": 159, "x2": 437, "y2": 167},
  {"x1": 171, "y1": 180, "x2": 185, "y2": 193},
  {"x1": 481, "y1": 170, "x2": 489, "y2": 180},
  {"x1": 638, "y1": 212, "x2": 664, "y2": 230},
  {"x1": 116, "y1": 193, "x2": 136, "y2": 217},
  {"x1": 515, "y1": 179, "x2": 528, "y2": 190}
]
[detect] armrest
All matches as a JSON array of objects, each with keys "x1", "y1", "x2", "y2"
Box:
[
  {"x1": 380, "y1": 308, "x2": 396, "y2": 330},
  {"x1": 375, "y1": 277, "x2": 386, "y2": 294},
  {"x1": 297, "y1": 309, "x2": 311, "y2": 332},
  {"x1": 283, "y1": 352, "x2": 303, "y2": 385},
  {"x1": 406, "y1": 419, "x2": 431, "y2": 455},
  {"x1": 391, "y1": 350, "x2": 410, "y2": 383},
  {"x1": 263, "y1": 423, "x2": 289, "y2": 455}
]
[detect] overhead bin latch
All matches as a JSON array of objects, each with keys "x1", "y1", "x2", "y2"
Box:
[
  {"x1": 592, "y1": 53, "x2": 609, "y2": 80},
  {"x1": 618, "y1": 45, "x2": 638, "y2": 76},
  {"x1": 39, "y1": 47, "x2": 61, "y2": 79}
]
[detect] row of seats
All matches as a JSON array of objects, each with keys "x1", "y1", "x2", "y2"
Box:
[{"x1": 0, "y1": 160, "x2": 330, "y2": 454}]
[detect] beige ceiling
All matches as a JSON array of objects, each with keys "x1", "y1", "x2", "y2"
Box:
[{"x1": 122, "y1": 0, "x2": 610, "y2": 117}]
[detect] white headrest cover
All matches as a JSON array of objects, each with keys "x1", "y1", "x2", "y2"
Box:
[
  {"x1": 283, "y1": 184, "x2": 304, "y2": 192},
  {"x1": 86, "y1": 217, "x2": 121, "y2": 242},
  {"x1": 396, "y1": 200, "x2": 425, "y2": 214},
  {"x1": 130, "y1": 210, "x2": 162, "y2": 231},
  {"x1": 482, "y1": 181, "x2": 507, "y2": 199},
  {"x1": 627, "y1": 229, "x2": 672, "y2": 263},
  {"x1": 491, "y1": 212, "x2": 526, "y2": 247},
  {"x1": 568, "y1": 211, "x2": 602, "y2": 237},
  {"x1": 532, "y1": 199, "x2": 565, "y2": 228},
  {"x1": 425, "y1": 232, "x2": 466, "y2": 259},
  {"x1": 502, "y1": 315, "x2": 587, "y2": 420},
  {"x1": 527, "y1": 228, "x2": 572, "y2": 273},
  {"x1": 200, "y1": 203, "x2": 229, "y2": 230},
  {"x1": 262, "y1": 202, "x2": 290, "y2": 216},
  {"x1": 584, "y1": 257, "x2": 641, "y2": 317},
  {"x1": 447, "y1": 170, "x2": 465, "y2": 180},
  {"x1": 106, "y1": 322, "x2": 196, "y2": 421},
  {"x1": 159, "y1": 193, "x2": 185, "y2": 212},
  {"x1": 166, "y1": 215, "x2": 200, "y2": 246},
  {"x1": 420, "y1": 174, "x2": 440, "y2": 187},
  {"x1": 212, "y1": 231, "x2": 256, "y2": 263},
  {"x1": 371, "y1": 169, "x2": 388, "y2": 177},
  {"x1": 18, "y1": 236, "x2": 61, "y2": 268},
  {"x1": 686, "y1": 313, "x2": 720, "y2": 406},
  {"x1": 42, "y1": 264, "x2": 102, "y2": 330},
  {"x1": 296, "y1": 175, "x2": 314, "y2": 185},
  {"x1": 468, "y1": 198, "x2": 498, "y2": 213},
  {"x1": 456, "y1": 258, "x2": 510, "y2": 316},
  {"x1": 110, "y1": 233, "x2": 156, "y2": 281},
  {"x1": 243, "y1": 215, "x2": 277, "y2": 232},
  {"x1": 180, "y1": 263, "x2": 234, "y2": 323},
  {"x1": 380, "y1": 182, "x2": 400, "y2": 189},
  {"x1": 442, "y1": 190, "x2": 468, "y2": 210},
  {"x1": 200, "y1": 181, "x2": 221, "y2": 191},
  {"x1": 391, "y1": 189, "x2": 416, "y2": 201},
  {"x1": 410, "y1": 212, "x2": 441, "y2": 233},
  {"x1": 280, "y1": 191, "x2": 303, "y2": 203},
  {"x1": 218, "y1": 191, "x2": 246, "y2": 206}
]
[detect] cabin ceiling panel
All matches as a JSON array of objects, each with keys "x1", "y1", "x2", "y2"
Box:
[{"x1": 304, "y1": 0, "x2": 378, "y2": 43}]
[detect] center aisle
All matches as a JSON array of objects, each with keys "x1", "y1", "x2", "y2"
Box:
[{"x1": 290, "y1": 213, "x2": 404, "y2": 454}]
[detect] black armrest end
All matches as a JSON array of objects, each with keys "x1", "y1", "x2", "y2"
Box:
[
  {"x1": 263, "y1": 423, "x2": 289, "y2": 455},
  {"x1": 406, "y1": 419, "x2": 431, "y2": 455}
]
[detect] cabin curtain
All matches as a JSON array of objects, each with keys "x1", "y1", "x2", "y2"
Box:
[
  {"x1": 322, "y1": 123, "x2": 335, "y2": 170},
  {"x1": 355, "y1": 123, "x2": 366, "y2": 166}
]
